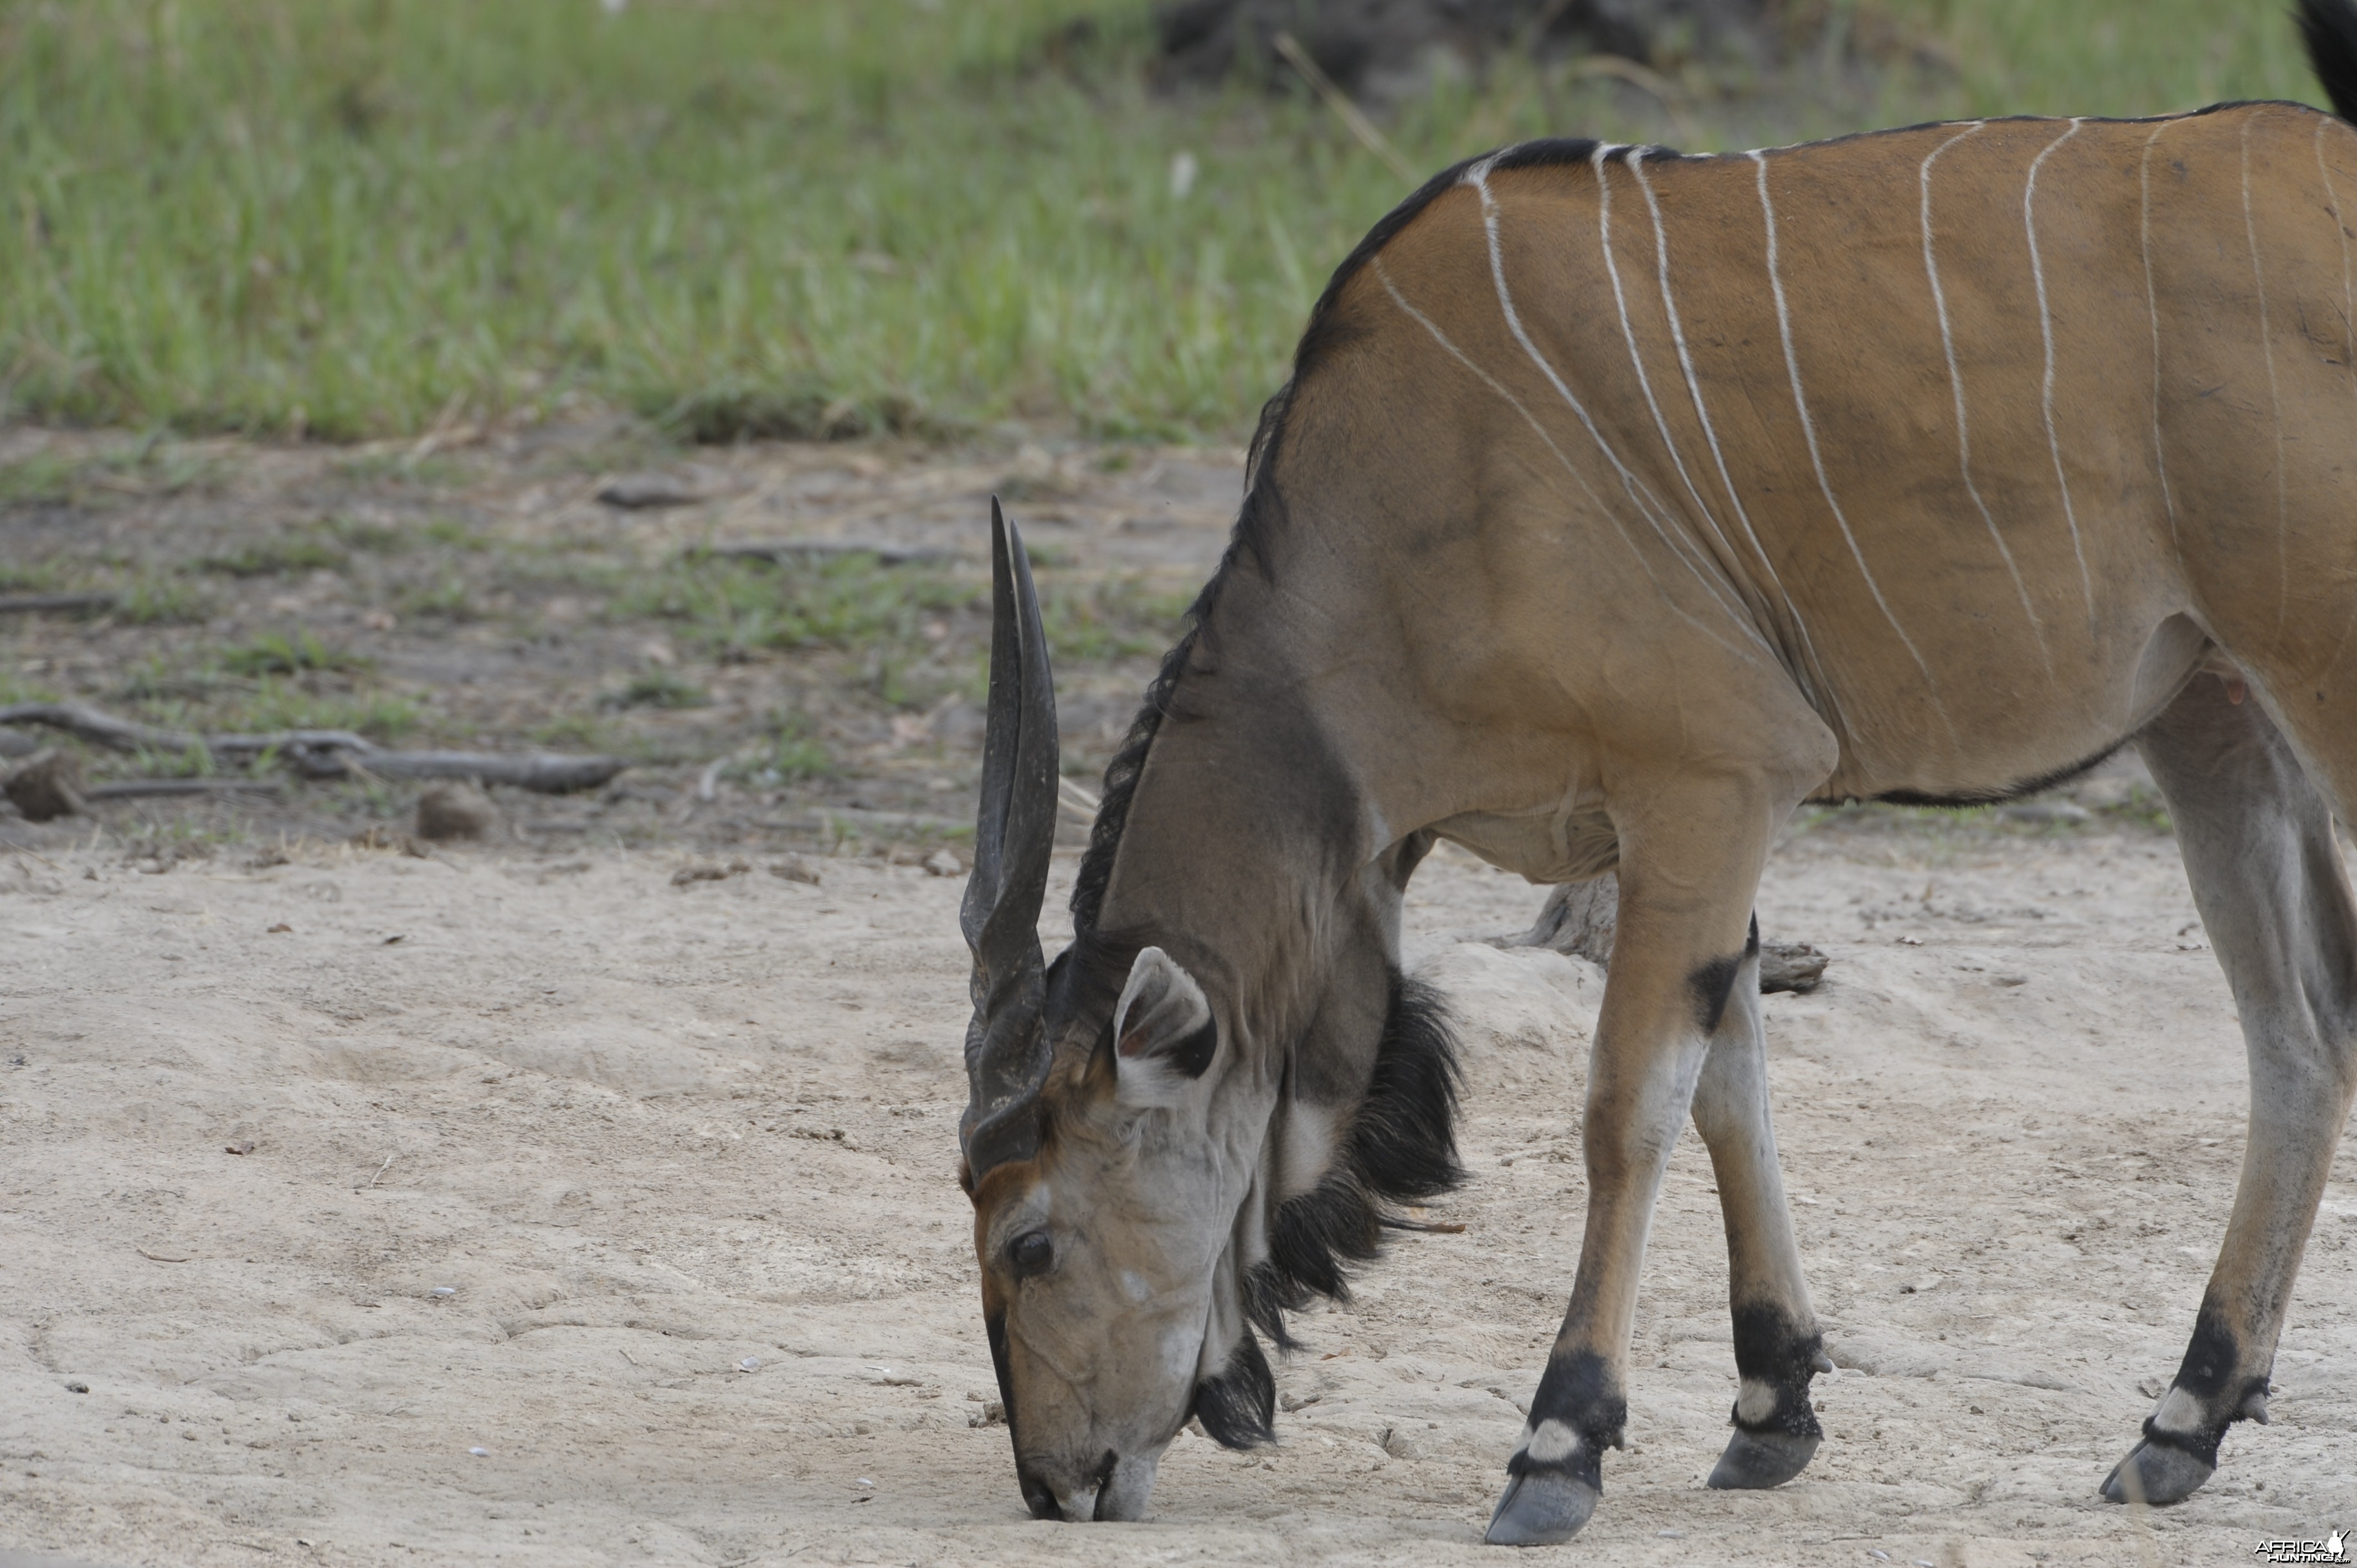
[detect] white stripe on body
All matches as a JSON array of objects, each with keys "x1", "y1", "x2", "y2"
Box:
[
  {"x1": 2241, "y1": 113, "x2": 2292, "y2": 637},
  {"x1": 1627, "y1": 152, "x2": 1840, "y2": 728},
  {"x1": 1749, "y1": 150, "x2": 1953, "y2": 739},
  {"x1": 2311, "y1": 116, "x2": 2357, "y2": 678},
  {"x1": 1920, "y1": 121, "x2": 2053, "y2": 677},
  {"x1": 2024, "y1": 119, "x2": 2097, "y2": 635},
  {"x1": 2140, "y1": 120, "x2": 2184, "y2": 563},
  {"x1": 1467, "y1": 157, "x2": 1780, "y2": 662},
  {"x1": 1592, "y1": 146, "x2": 1754, "y2": 589},
  {"x1": 1369, "y1": 261, "x2": 1771, "y2": 669}
]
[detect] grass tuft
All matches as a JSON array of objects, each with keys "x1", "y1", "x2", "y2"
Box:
[
  {"x1": 221, "y1": 630, "x2": 368, "y2": 677},
  {"x1": 603, "y1": 666, "x2": 712, "y2": 711}
]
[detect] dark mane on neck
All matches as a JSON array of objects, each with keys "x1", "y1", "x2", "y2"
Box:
[
  {"x1": 1071, "y1": 148, "x2": 1504, "y2": 936},
  {"x1": 1244, "y1": 971, "x2": 1465, "y2": 1347}
]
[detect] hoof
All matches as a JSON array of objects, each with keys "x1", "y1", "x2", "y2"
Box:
[
  {"x1": 1706, "y1": 1428, "x2": 1820, "y2": 1490},
  {"x1": 1484, "y1": 1470, "x2": 1601, "y2": 1546},
  {"x1": 2100, "y1": 1438, "x2": 2215, "y2": 1505}
]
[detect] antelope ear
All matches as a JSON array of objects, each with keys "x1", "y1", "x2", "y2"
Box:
[{"x1": 1112, "y1": 947, "x2": 1217, "y2": 1107}]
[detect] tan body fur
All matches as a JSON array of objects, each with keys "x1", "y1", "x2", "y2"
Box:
[{"x1": 962, "y1": 90, "x2": 2357, "y2": 1541}]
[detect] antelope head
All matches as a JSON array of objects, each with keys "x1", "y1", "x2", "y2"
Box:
[
  {"x1": 958, "y1": 501, "x2": 1461, "y2": 1523},
  {"x1": 956, "y1": 502, "x2": 1289, "y2": 1523}
]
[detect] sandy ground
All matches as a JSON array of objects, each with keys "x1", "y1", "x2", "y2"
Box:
[{"x1": 3, "y1": 821, "x2": 2355, "y2": 1567}]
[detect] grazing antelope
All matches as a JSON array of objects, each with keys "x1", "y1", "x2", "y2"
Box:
[{"x1": 959, "y1": 0, "x2": 2357, "y2": 1541}]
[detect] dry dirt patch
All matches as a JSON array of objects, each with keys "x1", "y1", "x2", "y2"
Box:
[{"x1": 1, "y1": 828, "x2": 2353, "y2": 1566}]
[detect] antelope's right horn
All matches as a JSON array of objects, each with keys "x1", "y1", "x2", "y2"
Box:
[{"x1": 958, "y1": 498, "x2": 1059, "y2": 1178}]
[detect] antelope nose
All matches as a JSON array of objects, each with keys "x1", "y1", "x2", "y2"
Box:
[
  {"x1": 1017, "y1": 1469, "x2": 1061, "y2": 1520},
  {"x1": 1053, "y1": 1484, "x2": 1102, "y2": 1522}
]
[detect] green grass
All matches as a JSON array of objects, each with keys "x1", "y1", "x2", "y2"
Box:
[
  {"x1": 393, "y1": 572, "x2": 477, "y2": 620},
  {"x1": 0, "y1": 2, "x2": 2332, "y2": 441},
  {"x1": 200, "y1": 535, "x2": 349, "y2": 576},
  {"x1": 220, "y1": 628, "x2": 366, "y2": 676},
  {"x1": 223, "y1": 681, "x2": 420, "y2": 740},
  {"x1": 625, "y1": 551, "x2": 972, "y2": 659},
  {"x1": 603, "y1": 665, "x2": 711, "y2": 711},
  {"x1": 734, "y1": 710, "x2": 835, "y2": 786},
  {"x1": 115, "y1": 574, "x2": 213, "y2": 624}
]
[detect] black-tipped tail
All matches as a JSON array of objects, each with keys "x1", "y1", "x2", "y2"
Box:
[{"x1": 2301, "y1": 0, "x2": 2357, "y2": 122}]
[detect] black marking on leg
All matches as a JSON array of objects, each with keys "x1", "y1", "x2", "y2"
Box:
[
  {"x1": 1746, "y1": 913, "x2": 1759, "y2": 957},
  {"x1": 1690, "y1": 953, "x2": 1744, "y2": 1034},
  {"x1": 1728, "y1": 1302, "x2": 1826, "y2": 1441},
  {"x1": 1511, "y1": 1348, "x2": 1626, "y2": 1479},
  {"x1": 2152, "y1": 1306, "x2": 2270, "y2": 1464},
  {"x1": 1193, "y1": 1329, "x2": 1276, "y2": 1449},
  {"x1": 2171, "y1": 1307, "x2": 2240, "y2": 1401},
  {"x1": 2135, "y1": 1416, "x2": 2225, "y2": 1471}
]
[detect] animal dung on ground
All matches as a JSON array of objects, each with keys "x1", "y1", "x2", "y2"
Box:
[
  {"x1": 414, "y1": 782, "x2": 497, "y2": 841},
  {"x1": 1758, "y1": 940, "x2": 1829, "y2": 994},
  {"x1": 4, "y1": 746, "x2": 87, "y2": 822}
]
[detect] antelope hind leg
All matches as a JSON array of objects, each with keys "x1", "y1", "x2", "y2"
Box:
[
  {"x1": 1486, "y1": 776, "x2": 1799, "y2": 1546},
  {"x1": 2107, "y1": 670, "x2": 2357, "y2": 1504},
  {"x1": 1689, "y1": 919, "x2": 1829, "y2": 1490}
]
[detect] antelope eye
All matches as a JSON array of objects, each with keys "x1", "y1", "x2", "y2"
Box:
[{"x1": 1009, "y1": 1229, "x2": 1053, "y2": 1278}]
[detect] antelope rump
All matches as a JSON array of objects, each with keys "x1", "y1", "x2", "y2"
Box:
[{"x1": 957, "y1": 0, "x2": 2357, "y2": 1543}]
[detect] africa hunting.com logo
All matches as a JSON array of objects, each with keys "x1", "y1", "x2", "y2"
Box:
[{"x1": 2254, "y1": 1528, "x2": 2349, "y2": 1564}]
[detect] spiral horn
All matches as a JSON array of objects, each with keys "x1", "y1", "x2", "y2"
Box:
[{"x1": 958, "y1": 498, "x2": 1060, "y2": 1177}]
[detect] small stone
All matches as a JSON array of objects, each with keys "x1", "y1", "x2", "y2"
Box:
[
  {"x1": 469, "y1": 1446, "x2": 489, "y2": 1458},
  {"x1": 672, "y1": 858, "x2": 751, "y2": 888},
  {"x1": 226, "y1": 1140, "x2": 256, "y2": 1156},
  {"x1": 4, "y1": 747, "x2": 86, "y2": 822},
  {"x1": 65, "y1": 1381, "x2": 88, "y2": 1394},
  {"x1": 923, "y1": 849, "x2": 962, "y2": 877},
  {"x1": 431, "y1": 1286, "x2": 456, "y2": 1298},
  {"x1": 738, "y1": 1356, "x2": 761, "y2": 1373},
  {"x1": 768, "y1": 855, "x2": 821, "y2": 886},
  {"x1": 415, "y1": 782, "x2": 497, "y2": 841}
]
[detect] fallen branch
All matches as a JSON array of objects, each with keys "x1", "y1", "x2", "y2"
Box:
[
  {"x1": 698, "y1": 540, "x2": 954, "y2": 568},
  {"x1": 85, "y1": 778, "x2": 285, "y2": 801},
  {"x1": 297, "y1": 749, "x2": 627, "y2": 794},
  {"x1": 0, "y1": 592, "x2": 119, "y2": 616},
  {"x1": 0, "y1": 701, "x2": 197, "y2": 754},
  {"x1": 0, "y1": 700, "x2": 625, "y2": 795}
]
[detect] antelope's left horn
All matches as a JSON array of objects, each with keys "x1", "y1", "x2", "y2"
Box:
[{"x1": 958, "y1": 498, "x2": 1059, "y2": 1178}]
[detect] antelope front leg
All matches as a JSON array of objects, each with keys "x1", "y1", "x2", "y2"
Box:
[{"x1": 1486, "y1": 778, "x2": 1791, "y2": 1546}]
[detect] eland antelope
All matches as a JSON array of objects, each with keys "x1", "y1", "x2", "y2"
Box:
[{"x1": 958, "y1": 0, "x2": 2357, "y2": 1541}]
